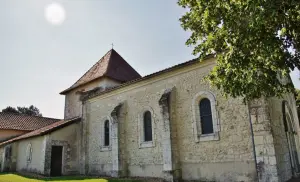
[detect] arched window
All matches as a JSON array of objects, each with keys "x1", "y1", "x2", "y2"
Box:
[
  {"x1": 199, "y1": 98, "x2": 213, "y2": 134},
  {"x1": 104, "y1": 120, "x2": 110, "y2": 146},
  {"x1": 143, "y1": 111, "x2": 152, "y2": 142}
]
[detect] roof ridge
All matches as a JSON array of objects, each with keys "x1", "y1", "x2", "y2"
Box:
[
  {"x1": 0, "y1": 112, "x2": 61, "y2": 120},
  {"x1": 103, "y1": 48, "x2": 114, "y2": 76},
  {"x1": 65, "y1": 49, "x2": 113, "y2": 92},
  {"x1": 106, "y1": 49, "x2": 141, "y2": 78},
  {"x1": 60, "y1": 49, "x2": 141, "y2": 94}
]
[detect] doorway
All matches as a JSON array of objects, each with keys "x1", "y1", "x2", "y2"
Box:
[{"x1": 50, "y1": 146, "x2": 63, "y2": 176}]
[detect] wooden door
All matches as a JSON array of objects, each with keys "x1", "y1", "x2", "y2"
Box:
[{"x1": 50, "y1": 146, "x2": 63, "y2": 176}]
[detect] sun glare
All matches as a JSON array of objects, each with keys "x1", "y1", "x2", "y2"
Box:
[{"x1": 44, "y1": 2, "x2": 66, "y2": 25}]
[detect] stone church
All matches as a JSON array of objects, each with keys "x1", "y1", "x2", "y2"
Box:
[{"x1": 0, "y1": 49, "x2": 299, "y2": 182}]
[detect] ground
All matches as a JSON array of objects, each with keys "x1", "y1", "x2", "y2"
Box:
[
  {"x1": 0, "y1": 173, "x2": 140, "y2": 182},
  {"x1": 287, "y1": 177, "x2": 300, "y2": 182}
]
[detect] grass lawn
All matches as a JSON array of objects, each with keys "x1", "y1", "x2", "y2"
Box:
[{"x1": 0, "y1": 174, "x2": 140, "y2": 182}]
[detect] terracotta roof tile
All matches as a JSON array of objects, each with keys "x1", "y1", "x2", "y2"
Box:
[
  {"x1": 60, "y1": 49, "x2": 141, "y2": 94},
  {"x1": 0, "y1": 117, "x2": 81, "y2": 146},
  {"x1": 0, "y1": 112, "x2": 60, "y2": 131}
]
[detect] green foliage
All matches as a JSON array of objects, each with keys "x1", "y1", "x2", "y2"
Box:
[
  {"x1": 1, "y1": 105, "x2": 42, "y2": 116},
  {"x1": 178, "y1": 0, "x2": 300, "y2": 101},
  {"x1": 1, "y1": 106, "x2": 19, "y2": 114}
]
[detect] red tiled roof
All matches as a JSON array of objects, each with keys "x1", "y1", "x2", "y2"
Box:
[
  {"x1": 60, "y1": 49, "x2": 141, "y2": 94},
  {"x1": 0, "y1": 112, "x2": 61, "y2": 131},
  {"x1": 0, "y1": 117, "x2": 81, "y2": 146}
]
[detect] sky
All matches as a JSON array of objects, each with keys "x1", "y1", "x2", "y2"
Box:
[{"x1": 0, "y1": 0, "x2": 299, "y2": 119}]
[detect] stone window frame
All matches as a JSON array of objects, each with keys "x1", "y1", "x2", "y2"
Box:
[
  {"x1": 100, "y1": 116, "x2": 112, "y2": 151},
  {"x1": 26, "y1": 143, "x2": 32, "y2": 163},
  {"x1": 192, "y1": 91, "x2": 220, "y2": 142},
  {"x1": 138, "y1": 106, "x2": 155, "y2": 148}
]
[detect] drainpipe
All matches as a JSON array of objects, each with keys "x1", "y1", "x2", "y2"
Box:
[{"x1": 247, "y1": 103, "x2": 259, "y2": 182}]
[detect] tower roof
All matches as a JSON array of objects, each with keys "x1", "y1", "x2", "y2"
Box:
[{"x1": 60, "y1": 49, "x2": 141, "y2": 94}]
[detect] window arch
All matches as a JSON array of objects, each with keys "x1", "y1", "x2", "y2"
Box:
[
  {"x1": 199, "y1": 98, "x2": 213, "y2": 134},
  {"x1": 99, "y1": 116, "x2": 112, "y2": 151},
  {"x1": 143, "y1": 111, "x2": 152, "y2": 142},
  {"x1": 104, "y1": 120, "x2": 110, "y2": 146},
  {"x1": 138, "y1": 107, "x2": 155, "y2": 148},
  {"x1": 192, "y1": 91, "x2": 219, "y2": 142}
]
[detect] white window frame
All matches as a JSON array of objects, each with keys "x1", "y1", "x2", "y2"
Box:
[
  {"x1": 99, "y1": 116, "x2": 112, "y2": 151},
  {"x1": 192, "y1": 91, "x2": 220, "y2": 142},
  {"x1": 26, "y1": 143, "x2": 32, "y2": 163},
  {"x1": 138, "y1": 106, "x2": 155, "y2": 148}
]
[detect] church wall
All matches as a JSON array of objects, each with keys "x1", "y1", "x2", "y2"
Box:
[
  {"x1": 86, "y1": 59, "x2": 257, "y2": 181},
  {"x1": 267, "y1": 94, "x2": 300, "y2": 182},
  {"x1": 64, "y1": 78, "x2": 120, "y2": 120},
  {"x1": 16, "y1": 136, "x2": 45, "y2": 174},
  {"x1": 0, "y1": 147, "x2": 4, "y2": 171},
  {"x1": 47, "y1": 122, "x2": 80, "y2": 175},
  {"x1": 13, "y1": 123, "x2": 80, "y2": 175}
]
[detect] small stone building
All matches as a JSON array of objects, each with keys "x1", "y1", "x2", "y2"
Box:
[
  {"x1": 0, "y1": 118, "x2": 80, "y2": 175},
  {"x1": 1, "y1": 49, "x2": 300, "y2": 182}
]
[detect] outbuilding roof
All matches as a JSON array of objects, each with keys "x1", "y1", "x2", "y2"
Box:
[
  {"x1": 0, "y1": 117, "x2": 81, "y2": 146},
  {"x1": 0, "y1": 112, "x2": 60, "y2": 131}
]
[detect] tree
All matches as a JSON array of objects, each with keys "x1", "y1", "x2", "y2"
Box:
[
  {"x1": 2, "y1": 106, "x2": 19, "y2": 114},
  {"x1": 1, "y1": 105, "x2": 42, "y2": 116},
  {"x1": 178, "y1": 0, "x2": 300, "y2": 101}
]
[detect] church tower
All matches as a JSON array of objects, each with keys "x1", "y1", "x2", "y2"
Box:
[{"x1": 60, "y1": 49, "x2": 141, "y2": 119}]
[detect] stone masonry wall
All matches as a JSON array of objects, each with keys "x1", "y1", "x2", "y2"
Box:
[
  {"x1": 13, "y1": 122, "x2": 80, "y2": 176},
  {"x1": 267, "y1": 94, "x2": 300, "y2": 182},
  {"x1": 249, "y1": 99, "x2": 279, "y2": 182},
  {"x1": 85, "y1": 59, "x2": 257, "y2": 181},
  {"x1": 64, "y1": 78, "x2": 120, "y2": 120},
  {"x1": 16, "y1": 136, "x2": 45, "y2": 174},
  {"x1": 46, "y1": 122, "x2": 80, "y2": 175},
  {"x1": 268, "y1": 97, "x2": 292, "y2": 182}
]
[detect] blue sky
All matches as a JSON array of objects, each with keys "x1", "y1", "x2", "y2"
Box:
[{"x1": 0, "y1": 0, "x2": 299, "y2": 118}]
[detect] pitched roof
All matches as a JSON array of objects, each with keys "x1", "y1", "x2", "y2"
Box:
[
  {"x1": 0, "y1": 117, "x2": 81, "y2": 146},
  {"x1": 0, "y1": 112, "x2": 61, "y2": 131},
  {"x1": 60, "y1": 49, "x2": 141, "y2": 94},
  {"x1": 81, "y1": 54, "x2": 216, "y2": 101}
]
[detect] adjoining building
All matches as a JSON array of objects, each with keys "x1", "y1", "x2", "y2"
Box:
[
  {"x1": 1, "y1": 49, "x2": 299, "y2": 182},
  {"x1": 0, "y1": 112, "x2": 60, "y2": 142}
]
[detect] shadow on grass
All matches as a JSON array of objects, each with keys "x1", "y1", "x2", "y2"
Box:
[{"x1": 0, "y1": 173, "x2": 141, "y2": 182}]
